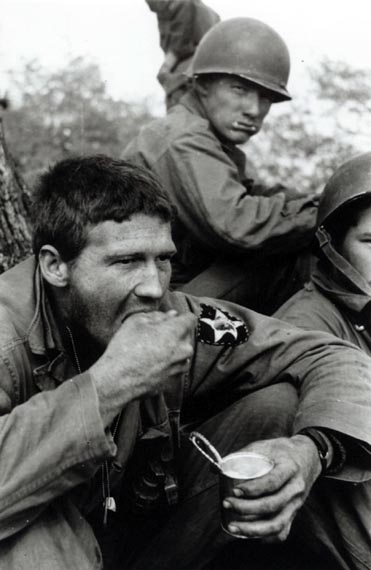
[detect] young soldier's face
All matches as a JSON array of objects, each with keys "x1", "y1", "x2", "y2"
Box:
[
  {"x1": 339, "y1": 205, "x2": 371, "y2": 287},
  {"x1": 65, "y1": 213, "x2": 176, "y2": 348},
  {"x1": 199, "y1": 75, "x2": 272, "y2": 145}
]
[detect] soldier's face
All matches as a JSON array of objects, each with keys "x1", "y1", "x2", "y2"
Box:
[
  {"x1": 65, "y1": 214, "x2": 176, "y2": 348},
  {"x1": 339, "y1": 205, "x2": 371, "y2": 286},
  {"x1": 199, "y1": 75, "x2": 272, "y2": 145}
]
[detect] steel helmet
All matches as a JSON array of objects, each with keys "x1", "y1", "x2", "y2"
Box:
[
  {"x1": 189, "y1": 17, "x2": 291, "y2": 103},
  {"x1": 317, "y1": 152, "x2": 371, "y2": 228}
]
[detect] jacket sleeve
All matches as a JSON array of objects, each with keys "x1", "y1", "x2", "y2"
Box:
[
  {"x1": 152, "y1": 127, "x2": 318, "y2": 256},
  {"x1": 184, "y1": 295, "x2": 371, "y2": 480},
  {"x1": 0, "y1": 362, "x2": 115, "y2": 539},
  {"x1": 274, "y1": 287, "x2": 348, "y2": 337},
  {"x1": 146, "y1": 0, "x2": 219, "y2": 58}
]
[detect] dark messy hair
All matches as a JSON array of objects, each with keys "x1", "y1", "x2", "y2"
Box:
[
  {"x1": 324, "y1": 194, "x2": 371, "y2": 251},
  {"x1": 31, "y1": 155, "x2": 176, "y2": 261}
]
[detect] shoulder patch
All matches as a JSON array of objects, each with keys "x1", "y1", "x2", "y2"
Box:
[{"x1": 197, "y1": 303, "x2": 249, "y2": 346}]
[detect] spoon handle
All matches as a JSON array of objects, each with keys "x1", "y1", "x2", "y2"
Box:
[{"x1": 189, "y1": 431, "x2": 223, "y2": 470}]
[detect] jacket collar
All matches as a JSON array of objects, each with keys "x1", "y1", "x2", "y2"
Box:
[
  {"x1": 27, "y1": 259, "x2": 65, "y2": 356},
  {"x1": 177, "y1": 91, "x2": 247, "y2": 181},
  {"x1": 176, "y1": 90, "x2": 208, "y2": 120},
  {"x1": 313, "y1": 227, "x2": 371, "y2": 318}
]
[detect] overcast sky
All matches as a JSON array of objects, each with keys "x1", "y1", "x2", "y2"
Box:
[{"x1": 1, "y1": 0, "x2": 370, "y2": 113}]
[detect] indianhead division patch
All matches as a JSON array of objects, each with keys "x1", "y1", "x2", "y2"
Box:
[{"x1": 197, "y1": 304, "x2": 249, "y2": 346}]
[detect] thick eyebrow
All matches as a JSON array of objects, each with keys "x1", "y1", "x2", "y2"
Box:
[
  {"x1": 103, "y1": 248, "x2": 177, "y2": 263},
  {"x1": 160, "y1": 248, "x2": 177, "y2": 256},
  {"x1": 103, "y1": 252, "x2": 138, "y2": 263}
]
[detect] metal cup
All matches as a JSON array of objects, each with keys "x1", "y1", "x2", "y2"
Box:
[
  {"x1": 219, "y1": 451, "x2": 274, "y2": 538},
  {"x1": 188, "y1": 432, "x2": 274, "y2": 539}
]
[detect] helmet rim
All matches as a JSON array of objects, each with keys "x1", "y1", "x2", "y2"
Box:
[
  {"x1": 189, "y1": 17, "x2": 291, "y2": 104},
  {"x1": 317, "y1": 152, "x2": 371, "y2": 227}
]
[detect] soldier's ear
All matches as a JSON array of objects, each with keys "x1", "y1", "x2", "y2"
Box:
[
  {"x1": 194, "y1": 77, "x2": 209, "y2": 98},
  {"x1": 38, "y1": 245, "x2": 70, "y2": 288}
]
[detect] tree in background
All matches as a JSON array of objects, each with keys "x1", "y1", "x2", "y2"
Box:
[
  {"x1": 0, "y1": 117, "x2": 32, "y2": 272},
  {"x1": 245, "y1": 58, "x2": 371, "y2": 194},
  {"x1": 4, "y1": 57, "x2": 155, "y2": 187},
  {"x1": 4, "y1": 56, "x2": 370, "y2": 194},
  {"x1": 0, "y1": 57, "x2": 155, "y2": 271},
  {"x1": 0, "y1": 55, "x2": 370, "y2": 272}
]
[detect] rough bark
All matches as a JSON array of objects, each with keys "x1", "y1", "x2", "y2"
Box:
[{"x1": 0, "y1": 117, "x2": 32, "y2": 273}]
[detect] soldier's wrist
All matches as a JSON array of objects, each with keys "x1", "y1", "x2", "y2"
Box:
[{"x1": 297, "y1": 427, "x2": 347, "y2": 475}]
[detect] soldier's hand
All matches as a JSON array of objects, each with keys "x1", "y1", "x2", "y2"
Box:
[
  {"x1": 90, "y1": 310, "x2": 196, "y2": 424},
  {"x1": 222, "y1": 435, "x2": 322, "y2": 542},
  {"x1": 157, "y1": 51, "x2": 178, "y2": 84}
]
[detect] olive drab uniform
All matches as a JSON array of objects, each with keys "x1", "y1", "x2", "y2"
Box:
[
  {"x1": 124, "y1": 18, "x2": 318, "y2": 314},
  {"x1": 145, "y1": 0, "x2": 220, "y2": 109},
  {"x1": 276, "y1": 263, "x2": 371, "y2": 570},
  {"x1": 275, "y1": 153, "x2": 371, "y2": 570},
  {"x1": 123, "y1": 90, "x2": 318, "y2": 314},
  {"x1": 2, "y1": 256, "x2": 371, "y2": 569}
]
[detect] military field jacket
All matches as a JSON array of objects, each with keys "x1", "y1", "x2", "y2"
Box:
[
  {"x1": 2, "y1": 257, "x2": 371, "y2": 567},
  {"x1": 276, "y1": 278, "x2": 371, "y2": 352},
  {"x1": 275, "y1": 258, "x2": 371, "y2": 570},
  {"x1": 145, "y1": 0, "x2": 220, "y2": 98},
  {"x1": 123, "y1": 92, "x2": 318, "y2": 284}
]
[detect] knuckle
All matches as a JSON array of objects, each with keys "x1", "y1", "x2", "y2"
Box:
[
  {"x1": 268, "y1": 519, "x2": 287, "y2": 537},
  {"x1": 187, "y1": 314, "x2": 197, "y2": 327},
  {"x1": 276, "y1": 530, "x2": 289, "y2": 542},
  {"x1": 185, "y1": 343, "x2": 194, "y2": 355},
  {"x1": 285, "y1": 461, "x2": 297, "y2": 478},
  {"x1": 292, "y1": 476, "x2": 306, "y2": 496},
  {"x1": 261, "y1": 498, "x2": 281, "y2": 515},
  {"x1": 277, "y1": 524, "x2": 291, "y2": 542}
]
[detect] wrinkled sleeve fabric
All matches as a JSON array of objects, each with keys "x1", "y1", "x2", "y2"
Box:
[
  {"x1": 126, "y1": 121, "x2": 317, "y2": 256},
  {"x1": 0, "y1": 364, "x2": 115, "y2": 539},
  {"x1": 169, "y1": 129, "x2": 317, "y2": 254},
  {"x1": 275, "y1": 288, "x2": 371, "y2": 481},
  {"x1": 274, "y1": 287, "x2": 349, "y2": 337},
  {"x1": 146, "y1": 0, "x2": 219, "y2": 58},
  {"x1": 181, "y1": 294, "x2": 371, "y2": 481}
]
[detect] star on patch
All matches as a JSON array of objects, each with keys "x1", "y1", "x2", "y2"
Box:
[{"x1": 197, "y1": 304, "x2": 249, "y2": 346}]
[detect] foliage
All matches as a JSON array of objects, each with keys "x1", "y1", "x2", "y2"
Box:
[
  {"x1": 3, "y1": 55, "x2": 371, "y2": 197},
  {"x1": 3, "y1": 57, "x2": 155, "y2": 188},
  {"x1": 244, "y1": 58, "x2": 371, "y2": 194}
]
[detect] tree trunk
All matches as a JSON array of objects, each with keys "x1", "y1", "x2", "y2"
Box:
[{"x1": 0, "y1": 117, "x2": 32, "y2": 273}]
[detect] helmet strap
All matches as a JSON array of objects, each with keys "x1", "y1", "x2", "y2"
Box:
[{"x1": 316, "y1": 226, "x2": 371, "y2": 295}]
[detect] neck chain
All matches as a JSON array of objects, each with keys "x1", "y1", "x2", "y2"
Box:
[
  {"x1": 66, "y1": 325, "x2": 82, "y2": 374},
  {"x1": 66, "y1": 325, "x2": 119, "y2": 526}
]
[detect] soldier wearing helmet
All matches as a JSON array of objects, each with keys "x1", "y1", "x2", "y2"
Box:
[
  {"x1": 275, "y1": 152, "x2": 371, "y2": 569},
  {"x1": 124, "y1": 17, "x2": 318, "y2": 315}
]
